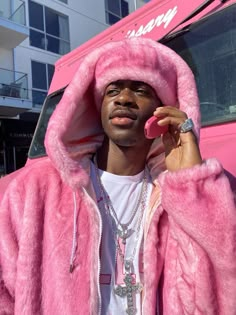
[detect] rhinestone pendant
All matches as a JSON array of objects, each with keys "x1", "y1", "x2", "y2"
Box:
[
  {"x1": 114, "y1": 272, "x2": 143, "y2": 315},
  {"x1": 117, "y1": 228, "x2": 133, "y2": 244}
]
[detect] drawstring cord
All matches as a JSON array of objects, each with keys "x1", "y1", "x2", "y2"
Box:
[{"x1": 69, "y1": 191, "x2": 78, "y2": 273}]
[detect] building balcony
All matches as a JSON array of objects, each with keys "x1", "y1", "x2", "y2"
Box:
[
  {"x1": 0, "y1": 68, "x2": 32, "y2": 117},
  {"x1": 0, "y1": 0, "x2": 29, "y2": 49}
]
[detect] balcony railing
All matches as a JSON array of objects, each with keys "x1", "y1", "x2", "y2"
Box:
[
  {"x1": 0, "y1": 68, "x2": 28, "y2": 99},
  {"x1": 0, "y1": 0, "x2": 26, "y2": 26}
]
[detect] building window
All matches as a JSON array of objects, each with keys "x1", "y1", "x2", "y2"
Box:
[
  {"x1": 31, "y1": 61, "x2": 54, "y2": 107},
  {"x1": 29, "y1": 0, "x2": 70, "y2": 55},
  {"x1": 105, "y1": 0, "x2": 129, "y2": 25},
  {"x1": 58, "y1": 0, "x2": 68, "y2": 3}
]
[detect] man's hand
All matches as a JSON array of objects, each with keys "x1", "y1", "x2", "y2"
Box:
[{"x1": 154, "y1": 106, "x2": 202, "y2": 172}]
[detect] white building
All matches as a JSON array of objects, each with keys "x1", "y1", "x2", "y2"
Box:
[{"x1": 0, "y1": 0, "x2": 150, "y2": 175}]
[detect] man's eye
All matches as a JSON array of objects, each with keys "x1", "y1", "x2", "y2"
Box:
[
  {"x1": 136, "y1": 88, "x2": 149, "y2": 95},
  {"x1": 106, "y1": 88, "x2": 120, "y2": 96}
]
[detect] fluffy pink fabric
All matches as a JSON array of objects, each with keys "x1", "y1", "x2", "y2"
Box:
[
  {"x1": 94, "y1": 38, "x2": 200, "y2": 137},
  {"x1": 0, "y1": 38, "x2": 236, "y2": 314},
  {"x1": 157, "y1": 159, "x2": 236, "y2": 314},
  {"x1": 0, "y1": 157, "x2": 235, "y2": 314},
  {"x1": 45, "y1": 37, "x2": 200, "y2": 188},
  {"x1": 0, "y1": 159, "x2": 101, "y2": 314}
]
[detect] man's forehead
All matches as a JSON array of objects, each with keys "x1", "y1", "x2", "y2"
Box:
[{"x1": 106, "y1": 80, "x2": 156, "y2": 92}]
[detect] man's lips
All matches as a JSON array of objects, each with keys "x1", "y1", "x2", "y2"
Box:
[
  {"x1": 111, "y1": 117, "x2": 134, "y2": 126},
  {"x1": 109, "y1": 109, "x2": 137, "y2": 120},
  {"x1": 109, "y1": 109, "x2": 137, "y2": 127}
]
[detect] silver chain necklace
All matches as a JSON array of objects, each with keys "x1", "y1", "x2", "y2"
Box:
[
  {"x1": 93, "y1": 158, "x2": 149, "y2": 315},
  {"x1": 94, "y1": 156, "x2": 147, "y2": 245},
  {"x1": 114, "y1": 187, "x2": 148, "y2": 315}
]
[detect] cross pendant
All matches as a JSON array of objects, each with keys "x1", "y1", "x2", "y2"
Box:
[{"x1": 114, "y1": 273, "x2": 143, "y2": 315}]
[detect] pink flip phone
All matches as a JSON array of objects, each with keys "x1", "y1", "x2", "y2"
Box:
[{"x1": 144, "y1": 116, "x2": 168, "y2": 139}]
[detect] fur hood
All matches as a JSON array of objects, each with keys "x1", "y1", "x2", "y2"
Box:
[
  {"x1": 1, "y1": 39, "x2": 236, "y2": 315},
  {"x1": 45, "y1": 37, "x2": 200, "y2": 188}
]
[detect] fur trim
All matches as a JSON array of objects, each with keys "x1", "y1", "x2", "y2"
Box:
[
  {"x1": 94, "y1": 38, "x2": 200, "y2": 138},
  {"x1": 158, "y1": 157, "x2": 223, "y2": 187},
  {"x1": 45, "y1": 37, "x2": 200, "y2": 188}
]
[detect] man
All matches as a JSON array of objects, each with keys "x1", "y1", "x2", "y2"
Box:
[{"x1": 0, "y1": 38, "x2": 235, "y2": 314}]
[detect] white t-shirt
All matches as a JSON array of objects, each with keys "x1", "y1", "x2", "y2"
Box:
[{"x1": 90, "y1": 161, "x2": 153, "y2": 315}]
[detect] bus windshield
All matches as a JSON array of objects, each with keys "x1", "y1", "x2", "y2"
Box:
[
  {"x1": 165, "y1": 3, "x2": 236, "y2": 127},
  {"x1": 28, "y1": 91, "x2": 64, "y2": 158}
]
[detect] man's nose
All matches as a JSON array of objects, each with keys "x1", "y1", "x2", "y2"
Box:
[{"x1": 115, "y1": 89, "x2": 135, "y2": 106}]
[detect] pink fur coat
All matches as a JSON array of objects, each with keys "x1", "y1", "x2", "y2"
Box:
[
  {"x1": 0, "y1": 157, "x2": 235, "y2": 314},
  {"x1": 0, "y1": 38, "x2": 236, "y2": 314}
]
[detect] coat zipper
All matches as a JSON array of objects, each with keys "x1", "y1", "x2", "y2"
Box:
[
  {"x1": 142, "y1": 190, "x2": 162, "y2": 314},
  {"x1": 82, "y1": 187, "x2": 103, "y2": 315}
]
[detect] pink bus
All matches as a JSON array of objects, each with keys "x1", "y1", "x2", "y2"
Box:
[{"x1": 1, "y1": 0, "x2": 236, "y2": 196}]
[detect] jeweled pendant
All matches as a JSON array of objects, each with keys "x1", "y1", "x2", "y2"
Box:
[
  {"x1": 117, "y1": 228, "x2": 133, "y2": 244},
  {"x1": 114, "y1": 272, "x2": 143, "y2": 315}
]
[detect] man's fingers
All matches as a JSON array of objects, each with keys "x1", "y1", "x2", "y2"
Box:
[
  {"x1": 154, "y1": 106, "x2": 188, "y2": 129},
  {"x1": 156, "y1": 116, "x2": 186, "y2": 129},
  {"x1": 154, "y1": 106, "x2": 188, "y2": 119},
  {"x1": 162, "y1": 132, "x2": 175, "y2": 156}
]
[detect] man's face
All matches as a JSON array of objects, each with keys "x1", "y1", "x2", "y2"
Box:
[{"x1": 101, "y1": 80, "x2": 161, "y2": 147}]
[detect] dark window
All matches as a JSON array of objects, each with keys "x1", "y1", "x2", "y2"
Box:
[
  {"x1": 105, "y1": 0, "x2": 129, "y2": 25},
  {"x1": 107, "y1": 1, "x2": 120, "y2": 16},
  {"x1": 121, "y1": 0, "x2": 129, "y2": 17},
  {"x1": 45, "y1": 8, "x2": 60, "y2": 37},
  {"x1": 32, "y1": 61, "x2": 47, "y2": 90},
  {"x1": 32, "y1": 90, "x2": 47, "y2": 107},
  {"x1": 46, "y1": 35, "x2": 59, "y2": 54},
  {"x1": 29, "y1": 29, "x2": 45, "y2": 50},
  {"x1": 31, "y1": 61, "x2": 54, "y2": 108},
  {"x1": 29, "y1": 1, "x2": 44, "y2": 31},
  {"x1": 29, "y1": 0, "x2": 70, "y2": 55},
  {"x1": 48, "y1": 64, "x2": 55, "y2": 86},
  {"x1": 106, "y1": 13, "x2": 120, "y2": 25}
]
